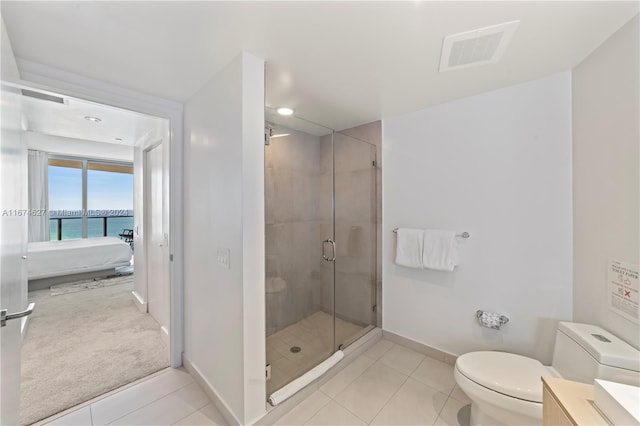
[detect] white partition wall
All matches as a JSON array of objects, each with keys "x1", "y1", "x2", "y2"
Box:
[{"x1": 183, "y1": 52, "x2": 266, "y2": 425}]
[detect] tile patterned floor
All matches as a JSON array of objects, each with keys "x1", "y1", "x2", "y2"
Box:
[
  {"x1": 266, "y1": 311, "x2": 366, "y2": 396},
  {"x1": 45, "y1": 338, "x2": 470, "y2": 426},
  {"x1": 274, "y1": 339, "x2": 471, "y2": 426},
  {"x1": 39, "y1": 368, "x2": 226, "y2": 426}
]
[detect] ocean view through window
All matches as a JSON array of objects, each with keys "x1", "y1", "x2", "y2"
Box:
[
  {"x1": 48, "y1": 158, "x2": 134, "y2": 240},
  {"x1": 48, "y1": 212, "x2": 134, "y2": 240}
]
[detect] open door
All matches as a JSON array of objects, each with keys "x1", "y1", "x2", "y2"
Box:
[
  {"x1": 145, "y1": 143, "x2": 170, "y2": 342},
  {"x1": 0, "y1": 17, "x2": 30, "y2": 426}
]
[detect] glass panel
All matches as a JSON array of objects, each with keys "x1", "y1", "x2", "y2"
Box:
[
  {"x1": 87, "y1": 165, "x2": 134, "y2": 239},
  {"x1": 333, "y1": 132, "x2": 377, "y2": 349},
  {"x1": 48, "y1": 161, "x2": 82, "y2": 240},
  {"x1": 264, "y1": 110, "x2": 335, "y2": 396}
]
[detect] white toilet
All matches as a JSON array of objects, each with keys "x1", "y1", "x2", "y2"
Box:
[{"x1": 454, "y1": 322, "x2": 640, "y2": 425}]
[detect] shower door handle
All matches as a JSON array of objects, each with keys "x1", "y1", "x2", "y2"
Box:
[{"x1": 322, "y1": 239, "x2": 336, "y2": 262}]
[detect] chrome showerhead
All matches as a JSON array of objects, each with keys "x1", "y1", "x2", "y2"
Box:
[{"x1": 264, "y1": 124, "x2": 290, "y2": 145}]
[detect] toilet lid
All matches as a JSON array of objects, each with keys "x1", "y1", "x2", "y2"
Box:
[{"x1": 456, "y1": 351, "x2": 551, "y2": 403}]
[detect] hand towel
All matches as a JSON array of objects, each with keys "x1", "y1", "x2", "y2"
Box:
[
  {"x1": 422, "y1": 229, "x2": 458, "y2": 271},
  {"x1": 395, "y1": 228, "x2": 424, "y2": 268}
]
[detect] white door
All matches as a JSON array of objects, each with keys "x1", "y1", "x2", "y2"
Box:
[
  {"x1": 145, "y1": 144, "x2": 169, "y2": 339},
  {"x1": 0, "y1": 66, "x2": 29, "y2": 426}
]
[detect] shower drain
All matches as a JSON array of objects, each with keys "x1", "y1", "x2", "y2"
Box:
[{"x1": 290, "y1": 346, "x2": 301, "y2": 353}]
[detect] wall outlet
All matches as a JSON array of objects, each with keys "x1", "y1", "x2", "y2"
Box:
[
  {"x1": 266, "y1": 364, "x2": 271, "y2": 381},
  {"x1": 217, "y1": 248, "x2": 230, "y2": 269}
]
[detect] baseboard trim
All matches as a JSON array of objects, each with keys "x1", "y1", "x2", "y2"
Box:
[
  {"x1": 382, "y1": 330, "x2": 457, "y2": 365},
  {"x1": 182, "y1": 355, "x2": 241, "y2": 426},
  {"x1": 131, "y1": 290, "x2": 147, "y2": 313}
]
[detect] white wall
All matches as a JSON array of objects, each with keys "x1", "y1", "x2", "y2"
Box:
[
  {"x1": 184, "y1": 52, "x2": 265, "y2": 425},
  {"x1": 383, "y1": 72, "x2": 573, "y2": 364},
  {"x1": 572, "y1": 15, "x2": 640, "y2": 348}
]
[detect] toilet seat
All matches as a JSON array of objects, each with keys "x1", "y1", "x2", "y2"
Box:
[
  {"x1": 454, "y1": 352, "x2": 555, "y2": 424},
  {"x1": 454, "y1": 368, "x2": 543, "y2": 424},
  {"x1": 455, "y1": 351, "x2": 552, "y2": 402}
]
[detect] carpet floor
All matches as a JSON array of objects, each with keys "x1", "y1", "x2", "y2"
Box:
[{"x1": 20, "y1": 277, "x2": 169, "y2": 425}]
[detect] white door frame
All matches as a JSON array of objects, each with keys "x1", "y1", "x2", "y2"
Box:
[{"x1": 16, "y1": 61, "x2": 184, "y2": 367}]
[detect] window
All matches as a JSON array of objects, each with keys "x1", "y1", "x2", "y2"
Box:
[
  {"x1": 48, "y1": 159, "x2": 83, "y2": 240},
  {"x1": 48, "y1": 157, "x2": 133, "y2": 240}
]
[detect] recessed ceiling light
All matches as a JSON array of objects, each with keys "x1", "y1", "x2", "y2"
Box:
[
  {"x1": 84, "y1": 116, "x2": 102, "y2": 123},
  {"x1": 277, "y1": 107, "x2": 294, "y2": 116}
]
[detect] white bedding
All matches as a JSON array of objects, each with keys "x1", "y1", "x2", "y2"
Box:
[{"x1": 28, "y1": 237, "x2": 132, "y2": 280}]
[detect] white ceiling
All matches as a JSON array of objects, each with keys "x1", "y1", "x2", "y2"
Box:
[
  {"x1": 21, "y1": 89, "x2": 167, "y2": 147},
  {"x1": 2, "y1": 1, "x2": 638, "y2": 131}
]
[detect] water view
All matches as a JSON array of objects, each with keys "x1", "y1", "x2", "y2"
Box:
[
  {"x1": 48, "y1": 162, "x2": 134, "y2": 241},
  {"x1": 49, "y1": 214, "x2": 134, "y2": 240}
]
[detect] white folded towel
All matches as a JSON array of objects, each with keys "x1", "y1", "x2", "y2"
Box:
[
  {"x1": 422, "y1": 229, "x2": 458, "y2": 271},
  {"x1": 395, "y1": 228, "x2": 424, "y2": 268},
  {"x1": 268, "y1": 350, "x2": 344, "y2": 406}
]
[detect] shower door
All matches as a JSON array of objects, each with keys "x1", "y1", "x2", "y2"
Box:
[
  {"x1": 333, "y1": 132, "x2": 377, "y2": 349},
  {"x1": 264, "y1": 118, "x2": 336, "y2": 396},
  {"x1": 264, "y1": 110, "x2": 377, "y2": 397}
]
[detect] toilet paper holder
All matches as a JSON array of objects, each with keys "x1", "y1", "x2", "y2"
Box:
[{"x1": 476, "y1": 310, "x2": 509, "y2": 330}]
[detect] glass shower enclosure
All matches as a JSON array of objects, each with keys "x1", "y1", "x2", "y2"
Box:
[{"x1": 264, "y1": 108, "x2": 377, "y2": 396}]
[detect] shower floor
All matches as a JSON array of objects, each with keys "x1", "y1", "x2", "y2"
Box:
[{"x1": 266, "y1": 311, "x2": 366, "y2": 396}]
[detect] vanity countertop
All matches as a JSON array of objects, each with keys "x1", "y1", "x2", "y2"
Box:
[{"x1": 542, "y1": 377, "x2": 609, "y2": 425}]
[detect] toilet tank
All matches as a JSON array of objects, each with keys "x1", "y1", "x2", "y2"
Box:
[{"x1": 552, "y1": 322, "x2": 640, "y2": 386}]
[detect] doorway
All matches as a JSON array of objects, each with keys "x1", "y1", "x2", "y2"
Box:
[{"x1": 13, "y1": 85, "x2": 175, "y2": 424}]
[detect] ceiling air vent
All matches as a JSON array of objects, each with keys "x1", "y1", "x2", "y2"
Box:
[
  {"x1": 21, "y1": 89, "x2": 65, "y2": 104},
  {"x1": 439, "y1": 20, "x2": 520, "y2": 72}
]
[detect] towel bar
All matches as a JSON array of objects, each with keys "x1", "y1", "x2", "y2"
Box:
[{"x1": 392, "y1": 228, "x2": 469, "y2": 238}]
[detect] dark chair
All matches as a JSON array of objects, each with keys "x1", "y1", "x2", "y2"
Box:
[{"x1": 119, "y1": 229, "x2": 134, "y2": 247}]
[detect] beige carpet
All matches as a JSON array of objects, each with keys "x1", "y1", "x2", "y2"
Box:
[{"x1": 21, "y1": 278, "x2": 169, "y2": 425}]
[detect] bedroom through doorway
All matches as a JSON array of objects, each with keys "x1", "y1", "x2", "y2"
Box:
[{"x1": 18, "y1": 86, "x2": 172, "y2": 425}]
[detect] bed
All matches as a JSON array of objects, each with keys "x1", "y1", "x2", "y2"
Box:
[{"x1": 28, "y1": 237, "x2": 132, "y2": 289}]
